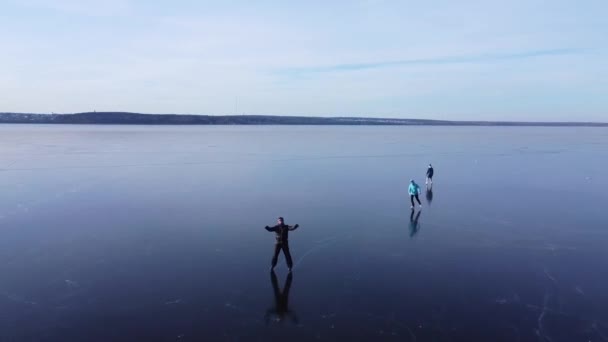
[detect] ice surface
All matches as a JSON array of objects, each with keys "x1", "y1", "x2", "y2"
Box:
[{"x1": 0, "y1": 125, "x2": 607, "y2": 341}]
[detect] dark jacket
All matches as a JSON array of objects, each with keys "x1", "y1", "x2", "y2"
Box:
[
  {"x1": 265, "y1": 224, "x2": 298, "y2": 244},
  {"x1": 426, "y1": 167, "x2": 434, "y2": 177}
]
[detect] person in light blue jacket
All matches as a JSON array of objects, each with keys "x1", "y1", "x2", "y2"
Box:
[{"x1": 408, "y1": 180, "x2": 422, "y2": 209}]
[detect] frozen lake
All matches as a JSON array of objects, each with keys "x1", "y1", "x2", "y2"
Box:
[{"x1": 1, "y1": 125, "x2": 607, "y2": 341}]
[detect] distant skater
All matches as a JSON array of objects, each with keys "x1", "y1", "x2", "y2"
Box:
[
  {"x1": 409, "y1": 180, "x2": 422, "y2": 209},
  {"x1": 426, "y1": 164, "x2": 434, "y2": 185},
  {"x1": 265, "y1": 217, "x2": 299, "y2": 272}
]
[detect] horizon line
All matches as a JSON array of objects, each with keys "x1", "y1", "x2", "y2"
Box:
[{"x1": 1, "y1": 111, "x2": 606, "y2": 125}]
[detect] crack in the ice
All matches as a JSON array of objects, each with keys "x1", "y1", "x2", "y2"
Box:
[{"x1": 537, "y1": 293, "x2": 553, "y2": 342}]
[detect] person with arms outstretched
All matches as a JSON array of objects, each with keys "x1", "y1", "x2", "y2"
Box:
[
  {"x1": 409, "y1": 180, "x2": 422, "y2": 209},
  {"x1": 265, "y1": 217, "x2": 299, "y2": 272},
  {"x1": 426, "y1": 164, "x2": 434, "y2": 185}
]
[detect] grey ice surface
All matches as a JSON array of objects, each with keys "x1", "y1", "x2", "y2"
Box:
[{"x1": 0, "y1": 125, "x2": 607, "y2": 341}]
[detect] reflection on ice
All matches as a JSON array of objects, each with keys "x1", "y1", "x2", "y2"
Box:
[
  {"x1": 266, "y1": 271, "x2": 298, "y2": 326},
  {"x1": 409, "y1": 210, "x2": 422, "y2": 238}
]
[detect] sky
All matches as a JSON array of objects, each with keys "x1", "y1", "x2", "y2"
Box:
[{"x1": 1, "y1": 0, "x2": 607, "y2": 121}]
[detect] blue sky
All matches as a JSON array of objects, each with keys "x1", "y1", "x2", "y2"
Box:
[{"x1": 1, "y1": 0, "x2": 607, "y2": 121}]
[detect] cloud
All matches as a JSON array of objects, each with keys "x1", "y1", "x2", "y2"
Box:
[{"x1": 279, "y1": 48, "x2": 586, "y2": 75}]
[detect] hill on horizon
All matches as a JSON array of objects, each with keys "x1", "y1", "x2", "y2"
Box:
[{"x1": 0, "y1": 112, "x2": 606, "y2": 126}]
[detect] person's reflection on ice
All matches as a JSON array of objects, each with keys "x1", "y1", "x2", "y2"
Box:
[
  {"x1": 265, "y1": 270, "x2": 298, "y2": 326},
  {"x1": 409, "y1": 209, "x2": 422, "y2": 238}
]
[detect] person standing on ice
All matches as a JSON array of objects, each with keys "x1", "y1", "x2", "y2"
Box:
[
  {"x1": 409, "y1": 180, "x2": 422, "y2": 209},
  {"x1": 426, "y1": 164, "x2": 434, "y2": 185},
  {"x1": 265, "y1": 217, "x2": 299, "y2": 272}
]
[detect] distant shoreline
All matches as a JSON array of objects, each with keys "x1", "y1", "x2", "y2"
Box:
[{"x1": 1, "y1": 112, "x2": 606, "y2": 127}]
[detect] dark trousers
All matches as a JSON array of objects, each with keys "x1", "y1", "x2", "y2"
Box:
[
  {"x1": 272, "y1": 242, "x2": 293, "y2": 269},
  {"x1": 410, "y1": 194, "x2": 421, "y2": 206}
]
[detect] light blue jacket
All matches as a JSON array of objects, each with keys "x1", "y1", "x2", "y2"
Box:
[{"x1": 408, "y1": 182, "x2": 420, "y2": 195}]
